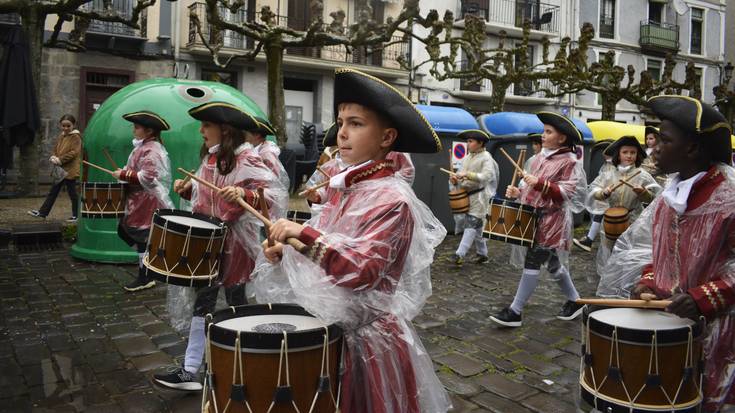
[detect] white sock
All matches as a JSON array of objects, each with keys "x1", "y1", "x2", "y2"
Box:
[
  {"x1": 184, "y1": 316, "x2": 206, "y2": 374},
  {"x1": 138, "y1": 252, "x2": 145, "y2": 268},
  {"x1": 475, "y1": 236, "x2": 488, "y2": 257},
  {"x1": 554, "y1": 266, "x2": 580, "y2": 301},
  {"x1": 456, "y1": 228, "x2": 477, "y2": 257},
  {"x1": 510, "y1": 269, "x2": 540, "y2": 314},
  {"x1": 587, "y1": 221, "x2": 601, "y2": 240}
]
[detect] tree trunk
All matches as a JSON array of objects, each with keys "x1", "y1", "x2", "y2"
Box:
[
  {"x1": 265, "y1": 40, "x2": 287, "y2": 147},
  {"x1": 489, "y1": 80, "x2": 507, "y2": 113},
  {"x1": 601, "y1": 97, "x2": 618, "y2": 121},
  {"x1": 17, "y1": 7, "x2": 44, "y2": 195}
]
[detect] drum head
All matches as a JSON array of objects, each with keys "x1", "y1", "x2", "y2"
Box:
[
  {"x1": 207, "y1": 304, "x2": 342, "y2": 352},
  {"x1": 152, "y1": 209, "x2": 226, "y2": 237},
  {"x1": 587, "y1": 308, "x2": 701, "y2": 344},
  {"x1": 163, "y1": 214, "x2": 221, "y2": 230}
]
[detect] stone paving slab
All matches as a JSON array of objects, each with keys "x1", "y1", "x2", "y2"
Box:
[{"x1": 0, "y1": 232, "x2": 601, "y2": 412}]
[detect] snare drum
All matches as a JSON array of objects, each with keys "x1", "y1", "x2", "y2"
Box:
[
  {"x1": 143, "y1": 209, "x2": 227, "y2": 287},
  {"x1": 603, "y1": 207, "x2": 630, "y2": 242},
  {"x1": 581, "y1": 307, "x2": 703, "y2": 413},
  {"x1": 81, "y1": 182, "x2": 127, "y2": 219},
  {"x1": 449, "y1": 189, "x2": 470, "y2": 214},
  {"x1": 483, "y1": 197, "x2": 538, "y2": 247},
  {"x1": 203, "y1": 304, "x2": 342, "y2": 413},
  {"x1": 286, "y1": 210, "x2": 312, "y2": 224}
]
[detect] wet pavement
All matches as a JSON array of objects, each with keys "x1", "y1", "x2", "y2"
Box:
[{"x1": 0, "y1": 233, "x2": 598, "y2": 412}]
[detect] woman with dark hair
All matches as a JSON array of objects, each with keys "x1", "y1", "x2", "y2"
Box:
[
  {"x1": 28, "y1": 114, "x2": 82, "y2": 222},
  {"x1": 584, "y1": 135, "x2": 661, "y2": 280},
  {"x1": 156, "y1": 102, "x2": 286, "y2": 391}
]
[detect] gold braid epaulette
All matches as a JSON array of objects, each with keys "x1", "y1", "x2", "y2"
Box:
[{"x1": 348, "y1": 162, "x2": 391, "y2": 186}]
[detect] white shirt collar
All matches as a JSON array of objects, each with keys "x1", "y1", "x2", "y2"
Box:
[
  {"x1": 207, "y1": 144, "x2": 220, "y2": 154},
  {"x1": 132, "y1": 138, "x2": 144, "y2": 148},
  {"x1": 540, "y1": 148, "x2": 559, "y2": 158},
  {"x1": 661, "y1": 171, "x2": 707, "y2": 214},
  {"x1": 617, "y1": 164, "x2": 633, "y2": 173}
]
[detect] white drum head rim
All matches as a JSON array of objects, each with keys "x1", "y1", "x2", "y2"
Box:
[{"x1": 589, "y1": 307, "x2": 695, "y2": 331}]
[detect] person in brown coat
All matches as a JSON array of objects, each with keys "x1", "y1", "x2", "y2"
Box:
[{"x1": 28, "y1": 114, "x2": 82, "y2": 222}]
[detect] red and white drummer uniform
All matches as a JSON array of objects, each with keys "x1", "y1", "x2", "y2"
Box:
[
  {"x1": 634, "y1": 165, "x2": 735, "y2": 411},
  {"x1": 251, "y1": 139, "x2": 289, "y2": 219}
]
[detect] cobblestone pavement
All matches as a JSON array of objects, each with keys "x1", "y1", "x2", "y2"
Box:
[{"x1": 0, "y1": 233, "x2": 598, "y2": 412}]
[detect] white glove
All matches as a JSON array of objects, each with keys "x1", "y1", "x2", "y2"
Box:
[{"x1": 50, "y1": 156, "x2": 61, "y2": 165}]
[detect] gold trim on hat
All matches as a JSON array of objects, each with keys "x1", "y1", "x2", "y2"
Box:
[
  {"x1": 334, "y1": 67, "x2": 442, "y2": 152},
  {"x1": 536, "y1": 111, "x2": 583, "y2": 143},
  {"x1": 189, "y1": 102, "x2": 259, "y2": 126},
  {"x1": 648, "y1": 95, "x2": 733, "y2": 135},
  {"x1": 457, "y1": 129, "x2": 491, "y2": 140},
  {"x1": 123, "y1": 111, "x2": 170, "y2": 130}
]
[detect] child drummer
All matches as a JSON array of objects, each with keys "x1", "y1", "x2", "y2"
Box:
[
  {"x1": 449, "y1": 129, "x2": 499, "y2": 266},
  {"x1": 490, "y1": 112, "x2": 586, "y2": 327},
  {"x1": 584, "y1": 135, "x2": 661, "y2": 278},
  {"x1": 254, "y1": 67, "x2": 451, "y2": 412},
  {"x1": 113, "y1": 111, "x2": 174, "y2": 292},
  {"x1": 154, "y1": 102, "x2": 286, "y2": 391},
  {"x1": 244, "y1": 116, "x2": 290, "y2": 217},
  {"x1": 601, "y1": 96, "x2": 734, "y2": 412}
]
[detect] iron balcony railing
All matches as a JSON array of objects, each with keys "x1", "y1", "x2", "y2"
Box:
[
  {"x1": 639, "y1": 20, "x2": 679, "y2": 53},
  {"x1": 81, "y1": 0, "x2": 143, "y2": 37},
  {"x1": 458, "y1": 75, "x2": 559, "y2": 98},
  {"x1": 458, "y1": 0, "x2": 560, "y2": 34},
  {"x1": 187, "y1": 2, "x2": 408, "y2": 70}
]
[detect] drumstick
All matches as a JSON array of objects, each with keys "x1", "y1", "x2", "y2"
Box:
[
  {"x1": 257, "y1": 187, "x2": 274, "y2": 247},
  {"x1": 298, "y1": 180, "x2": 329, "y2": 197},
  {"x1": 609, "y1": 170, "x2": 642, "y2": 193},
  {"x1": 499, "y1": 148, "x2": 525, "y2": 177},
  {"x1": 575, "y1": 298, "x2": 672, "y2": 309},
  {"x1": 102, "y1": 147, "x2": 119, "y2": 170},
  {"x1": 510, "y1": 149, "x2": 526, "y2": 187},
  {"x1": 177, "y1": 168, "x2": 307, "y2": 253},
  {"x1": 83, "y1": 160, "x2": 115, "y2": 176},
  {"x1": 440, "y1": 167, "x2": 458, "y2": 177},
  {"x1": 316, "y1": 167, "x2": 329, "y2": 179}
]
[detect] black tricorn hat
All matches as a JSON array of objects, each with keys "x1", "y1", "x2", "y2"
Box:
[
  {"x1": 603, "y1": 135, "x2": 647, "y2": 159},
  {"x1": 527, "y1": 132, "x2": 542, "y2": 144},
  {"x1": 456, "y1": 129, "x2": 490, "y2": 143},
  {"x1": 188, "y1": 101, "x2": 260, "y2": 130},
  {"x1": 644, "y1": 125, "x2": 659, "y2": 137},
  {"x1": 323, "y1": 122, "x2": 338, "y2": 147},
  {"x1": 333, "y1": 67, "x2": 441, "y2": 153},
  {"x1": 536, "y1": 111, "x2": 582, "y2": 145},
  {"x1": 122, "y1": 111, "x2": 170, "y2": 131},
  {"x1": 647, "y1": 95, "x2": 732, "y2": 164},
  {"x1": 250, "y1": 116, "x2": 276, "y2": 136}
]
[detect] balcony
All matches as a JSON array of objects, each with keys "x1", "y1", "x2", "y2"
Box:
[
  {"x1": 81, "y1": 0, "x2": 145, "y2": 37},
  {"x1": 455, "y1": 74, "x2": 559, "y2": 103},
  {"x1": 639, "y1": 20, "x2": 679, "y2": 55},
  {"x1": 187, "y1": 2, "x2": 408, "y2": 72},
  {"x1": 457, "y1": 0, "x2": 560, "y2": 37}
]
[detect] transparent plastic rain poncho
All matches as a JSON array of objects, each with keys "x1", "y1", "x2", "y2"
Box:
[
  {"x1": 452, "y1": 149, "x2": 499, "y2": 221},
  {"x1": 252, "y1": 162, "x2": 451, "y2": 413},
  {"x1": 509, "y1": 149, "x2": 587, "y2": 270},
  {"x1": 121, "y1": 139, "x2": 174, "y2": 229},
  {"x1": 585, "y1": 165, "x2": 661, "y2": 278},
  {"x1": 254, "y1": 140, "x2": 290, "y2": 219},
  {"x1": 597, "y1": 163, "x2": 735, "y2": 411}
]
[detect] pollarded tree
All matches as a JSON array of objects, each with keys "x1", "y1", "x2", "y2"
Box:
[{"x1": 192, "y1": 0, "x2": 420, "y2": 146}]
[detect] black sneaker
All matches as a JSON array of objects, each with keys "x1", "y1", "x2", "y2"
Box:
[
  {"x1": 474, "y1": 255, "x2": 488, "y2": 264},
  {"x1": 557, "y1": 300, "x2": 584, "y2": 321},
  {"x1": 451, "y1": 254, "x2": 463, "y2": 266},
  {"x1": 489, "y1": 307, "x2": 522, "y2": 327},
  {"x1": 27, "y1": 210, "x2": 46, "y2": 219},
  {"x1": 66, "y1": 216, "x2": 78, "y2": 223},
  {"x1": 124, "y1": 276, "x2": 156, "y2": 292},
  {"x1": 573, "y1": 236, "x2": 593, "y2": 252},
  {"x1": 153, "y1": 366, "x2": 202, "y2": 391}
]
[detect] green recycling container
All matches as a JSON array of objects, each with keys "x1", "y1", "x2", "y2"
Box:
[{"x1": 71, "y1": 78, "x2": 268, "y2": 263}]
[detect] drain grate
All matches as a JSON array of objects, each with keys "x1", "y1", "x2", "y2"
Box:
[{"x1": 12, "y1": 223, "x2": 63, "y2": 252}]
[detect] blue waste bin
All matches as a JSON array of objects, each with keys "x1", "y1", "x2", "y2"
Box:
[{"x1": 413, "y1": 105, "x2": 480, "y2": 232}]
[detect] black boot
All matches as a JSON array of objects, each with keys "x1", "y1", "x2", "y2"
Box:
[{"x1": 124, "y1": 265, "x2": 155, "y2": 292}]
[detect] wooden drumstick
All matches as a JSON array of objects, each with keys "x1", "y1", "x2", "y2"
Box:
[
  {"x1": 102, "y1": 147, "x2": 119, "y2": 170},
  {"x1": 510, "y1": 149, "x2": 526, "y2": 187},
  {"x1": 83, "y1": 160, "x2": 115, "y2": 176},
  {"x1": 440, "y1": 167, "x2": 458, "y2": 177},
  {"x1": 499, "y1": 148, "x2": 525, "y2": 177},
  {"x1": 257, "y1": 187, "x2": 274, "y2": 247},
  {"x1": 316, "y1": 167, "x2": 329, "y2": 179},
  {"x1": 177, "y1": 168, "x2": 307, "y2": 253},
  {"x1": 575, "y1": 298, "x2": 671, "y2": 309},
  {"x1": 298, "y1": 180, "x2": 329, "y2": 197},
  {"x1": 609, "y1": 170, "x2": 642, "y2": 193}
]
